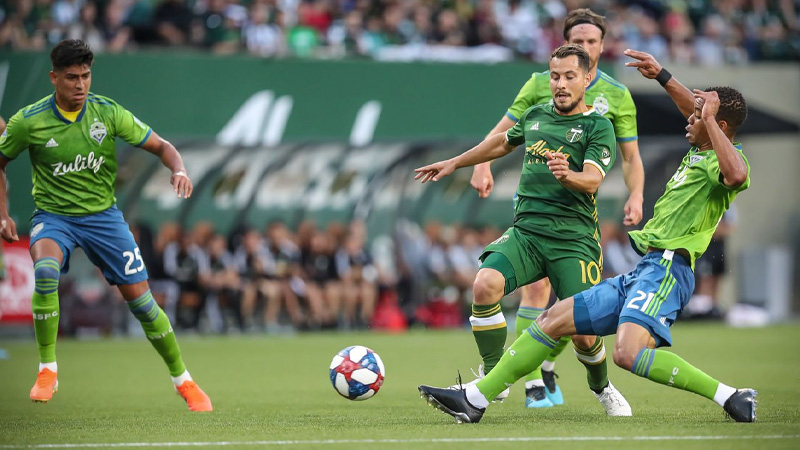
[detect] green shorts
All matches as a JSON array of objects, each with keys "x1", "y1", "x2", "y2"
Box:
[{"x1": 480, "y1": 226, "x2": 603, "y2": 299}]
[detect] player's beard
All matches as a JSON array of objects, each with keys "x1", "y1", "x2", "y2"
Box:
[{"x1": 554, "y1": 93, "x2": 584, "y2": 114}]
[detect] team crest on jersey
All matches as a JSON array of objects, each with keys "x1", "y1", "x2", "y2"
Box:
[
  {"x1": 566, "y1": 127, "x2": 584, "y2": 143},
  {"x1": 0, "y1": 129, "x2": 7, "y2": 144},
  {"x1": 601, "y1": 148, "x2": 612, "y2": 166},
  {"x1": 593, "y1": 96, "x2": 609, "y2": 115},
  {"x1": 688, "y1": 155, "x2": 704, "y2": 166},
  {"x1": 492, "y1": 234, "x2": 509, "y2": 245},
  {"x1": 31, "y1": 223, "x2": 44, "y2": 238},
  {"x1": 90, "y1": 119, "x2": 107, "y2": 145}
]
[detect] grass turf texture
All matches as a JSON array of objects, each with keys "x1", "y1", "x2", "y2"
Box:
[{"x1": 0, "y1": 323, "x2": 798, "y2": 449}]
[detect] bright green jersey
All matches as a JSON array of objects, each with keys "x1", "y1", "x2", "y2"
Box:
[
  {"x1": 506, "y1": 103, "x2": 617, "y2": 240},
  {"x1": 0, "y1": 93, "x2": 152, "y2": 216},
  {"x1": 629, "y1": 144, "x2": 750, "y2": 269},
  {"x1": 506, "y1": 69, "x2": 638, "y2": 143}
]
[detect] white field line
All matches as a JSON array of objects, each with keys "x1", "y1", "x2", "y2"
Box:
[{"x1": 0, "y1": 435, "x2": 799, "y2": 449}]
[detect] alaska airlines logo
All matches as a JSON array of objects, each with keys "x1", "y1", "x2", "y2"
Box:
[
  {"x1": 525, "y1": 140, "x2": 570, "y2": 164},
  {"x1": 51, "y1": 151, "x2": 105, "y2": 177},
  {"x1": 670, "y1": 165, "x2": 689, "y2": 188}
]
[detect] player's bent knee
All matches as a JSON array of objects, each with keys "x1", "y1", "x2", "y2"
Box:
[
  {"x1": 33, "y1": 257, "x2": 61, "y2": 295},
  {"x1": 612, "y1": 343, "x2": 639, "y2": 371},
  {"x1": 472, "y1": 269, "x2": 505, "y2": 305},
  {"x1": 570, "y1": 334, "x2": 596, "y2": 350}
]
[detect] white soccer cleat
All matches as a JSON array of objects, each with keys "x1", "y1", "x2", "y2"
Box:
[
  {"x1": 594, "y1": 381, "x2": 632, "y2": 416},
  {"x1": 448, "y1": 365, "x2": 510, "y2": 403}
]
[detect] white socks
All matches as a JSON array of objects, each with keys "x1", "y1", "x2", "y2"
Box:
[
  {"x1": 171, "y1": 370, "x2": 192, "y2": 387},
  {"x1": 39, "y1": 362, "x2": 58, "y2": 373},
  {"x1": 713, "y1": 383, "x2": 737, "y2": 406},
  {"x1": 465, "y1": 384, "x2": 490, "y2": 409},
  {"x1": 541, "y1": 360, "x2": 556, "y2": 372}
]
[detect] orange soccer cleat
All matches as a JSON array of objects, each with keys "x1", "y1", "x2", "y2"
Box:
[
  {"x1": 176, "y1": 380, "x2": 213, "y2": 412},
  {"x1": 30, "y1": 368, "x2": 58, "y2": 403}
]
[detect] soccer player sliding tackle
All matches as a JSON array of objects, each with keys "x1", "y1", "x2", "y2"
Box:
[
  {"x1": 417, "y1": 49, "x2": 756, "y2": 423},
  {"x1": 0, "y1": 39, "x2": 212, "y2": 411},
  {"x1": 416, "y1": 43, "x2": 632, "y2": 418}
]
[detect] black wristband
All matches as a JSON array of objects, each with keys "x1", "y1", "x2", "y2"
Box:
[{"x1": 655, "y1": 68, "x2": 672, "y2": 87}]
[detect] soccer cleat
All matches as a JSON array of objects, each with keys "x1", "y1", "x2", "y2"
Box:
[
  {"x1": 419, "y1": 385, "x2": 485, "y2": 424},
  {"x1": 593, "y1": 381, "x2": 632, "y2": 416},
  {"x1": 525, "y1": 385, "x2": 554, "y2": 408},
  {"x1": 30, "y1": 368, "x2": 58, "y2": 403},
  {"x1": 176, "y1": 380, "x2": 213, "y2": 412},
  {"x1": 447, "y1": 365, "x2": 509, "y2": 402},
  {"x1": 542, "y1": 370, "x2": 564, "y2": 405},
  {"x1": 723, "y1": 389, "x2": 757, "y2": 423}
]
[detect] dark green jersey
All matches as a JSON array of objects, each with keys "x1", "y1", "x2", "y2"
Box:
[
  {"x1": 629, "y1": 145, "x2": 750, "y2": 269},
  {"x1": 0, "y1": 93, "x2": 152, "y2": 216},
  {"x1": 506, "y1": 103, "x2": 617, "y2": 240}
]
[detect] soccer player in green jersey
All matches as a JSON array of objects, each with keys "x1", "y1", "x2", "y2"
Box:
[
  {"x1": 415, "y1": 44, "x2": 631, "y2": 416},
  {"x1": 468, "y1": 9, "x2": 645, "y2": 408},
  {"x1": 418, "y1": 51, "x2": 756, "y2": 424},
  {"x1": 0, "y1": 39, "x2": 213, "y2": 411}
]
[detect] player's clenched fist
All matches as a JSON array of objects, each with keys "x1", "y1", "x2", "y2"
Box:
[
  {"x1": 171, "y1": 170, "x2": 193, "y2": 199},
  {"x1": 545, "y1": 151, "x2": 570, "y2": 181}
]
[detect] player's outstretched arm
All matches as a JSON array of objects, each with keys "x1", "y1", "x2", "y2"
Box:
[
  {"x1": 140, "y1": 131, "x2": 193, "y2": 199},
  {"x1": 694, "y1": 90, "x2": 748, "y2": 189},
  {"x1": 471, "y1": 115, "x2": 517, "y2": 198},
  {"x1": 619, "y1": 140, "x2": 644, "y2": 226},
  {"x1": 415, "y1": 132, "x2": 516, "y2": 183},
  {"x1": 623, "y1": 49, "x2": 694, "y2": 119},
  {"x1": 0, "y1": 157, "x2": 19, "y2": 243},
  {"x1": 545, "y1": 151, "x2": 604, "y2": 194}
]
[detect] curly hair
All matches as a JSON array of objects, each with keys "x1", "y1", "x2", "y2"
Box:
[
  {"x1": 704, "y1": 86, "x2": 748, "y2": 131},
  {"x1": 564, "y1": 8, "x2": 606, "y2": 40},
  {"x1": 551, "y1": 44, "x2": 591, "y2": 74},
  {"x1": 51, "y1": 39, "x2": 94, "y2": 71}
]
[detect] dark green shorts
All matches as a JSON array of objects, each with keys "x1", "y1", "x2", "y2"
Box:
[{"x1": 480, "y1": 226, "x2": 603, "y2": 299}]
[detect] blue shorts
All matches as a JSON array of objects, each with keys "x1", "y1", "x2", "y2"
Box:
[
  {"x1": 573, "y1": 250, "x2": 694, "y2": 347},
  {"x1": 29, "y1": 205, "x2": 148, "y2": 286}
]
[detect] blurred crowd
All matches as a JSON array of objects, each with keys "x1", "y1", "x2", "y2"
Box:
[
  {"x1": 54, "y1": 217, "x2": 666, "y2": 335},
  {"x1": 1, "y1": 0, "x2": 798, "y2": 62}
]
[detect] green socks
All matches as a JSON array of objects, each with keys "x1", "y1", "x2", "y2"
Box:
[
  {"x1": 470, "y1": 302, "x2": 507, "y2": 373},
  {"x1": 32, "y1": 258, "x2": 61, "y2": 363},
  {"x1": 633, "y1": 348, "x2": 722, "y2": 402},
  {"x1": 574, "y1": 336, "x2": 609, "y2": 392},
  {"x1": 127, "y1": 291, "x2": 186, "y2": 376},
  {"x1": 516, "y1": 307, "x2": 543, "y2": 382},
  {"x1": 546, "y1": 336, "x2": 571, "y2": 363},
  {"x1": 477, "y1": 321, "x2": 554, "y2": 400}
]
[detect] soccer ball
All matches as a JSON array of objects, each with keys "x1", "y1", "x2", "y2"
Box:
[{"x1": 329, "y1": 345, "x2": 385, "y2": 400}]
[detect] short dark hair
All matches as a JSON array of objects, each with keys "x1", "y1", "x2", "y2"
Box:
[
  {"x1": 705, "y1": 86, "x2": 748, "y2": 131},
  {"x1": 50, "y1": 39, "x2": 94, "y2": 71},
  {"x1": 564, "y1": 8, "x2": 606, "y2": 40},
  {"x1": 550, "y1": 44, "x2": 591, "y2": 74}
]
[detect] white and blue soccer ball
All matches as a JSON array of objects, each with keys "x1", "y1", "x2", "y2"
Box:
[{"x1": 329, "y1": 345, "x2": 385, "y2": 400}]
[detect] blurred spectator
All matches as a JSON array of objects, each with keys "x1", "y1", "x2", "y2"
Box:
[
  {"x1": 600, "y1": 221, "x2": 639, "y2": 278},
  {"x1": 201, "y1": 234, "x2": 244, "y2": 331},
  {"x1": 2, "y1": 0, "x2": 796, "y2": 61},
  {"x1": 65, "y1": 1, "x2": 105, "y2": 52},
  {"x1": 335, "y1": 230, "x2": 377, "y2": 329}
]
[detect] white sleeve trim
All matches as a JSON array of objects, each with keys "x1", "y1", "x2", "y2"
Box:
[{"x1": 583, "y1": 159, "x2": 607, "y2": 177}]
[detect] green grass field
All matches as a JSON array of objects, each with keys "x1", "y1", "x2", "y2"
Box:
[{"x1": 1, "y1": 323, "x2": 799, "y2": 449}]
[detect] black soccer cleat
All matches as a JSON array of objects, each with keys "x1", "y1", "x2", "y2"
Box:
[
  {"x1": 723, "y1": 389, "x2": 757, "y2": 423},
  {"x1": 418, "y1": 385, "x2": 485, "y2": 424}
]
